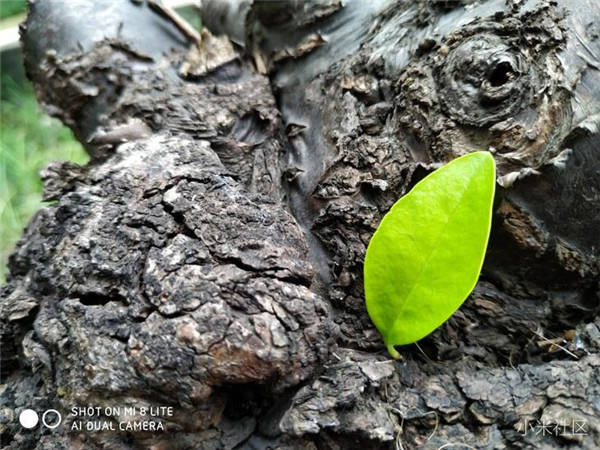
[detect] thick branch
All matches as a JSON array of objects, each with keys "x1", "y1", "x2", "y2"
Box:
[{"x1": 1, "y1": 0, "x2": 599, "y2": 449}]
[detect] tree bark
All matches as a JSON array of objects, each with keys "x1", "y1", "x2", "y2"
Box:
[{"x1": 1, "y1": 0, "x2": 599, "y2": 449}]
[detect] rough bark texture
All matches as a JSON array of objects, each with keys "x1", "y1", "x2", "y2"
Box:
[{"x1": 1, "y1": 0, "x2": 599, "y2": 449}]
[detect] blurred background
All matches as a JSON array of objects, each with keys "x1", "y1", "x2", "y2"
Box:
[
  {"x1": 0, "y1": 0, "x2": 200, "y2": 283},
  {"x1": 1, "y1": 0, "x2": 88, "y2": 284}
]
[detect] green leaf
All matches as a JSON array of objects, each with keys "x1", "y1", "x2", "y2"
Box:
[{"x1": 364, "y1": 151, "x2": 496, "y2": 359}]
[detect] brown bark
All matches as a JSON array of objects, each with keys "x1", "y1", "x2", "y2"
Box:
[{"x1": 1, "y1": 0, "x2": 599, "y2": 449}]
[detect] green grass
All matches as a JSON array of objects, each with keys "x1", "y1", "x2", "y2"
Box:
[
  {"x1": 0, "y1": 2, "x2": 199, "y2": 284},
  {"x1": 0, "y1": 0, "x2": 26, "y2": 21},
  {"x1": 1, "y1": 77, "x2": 88, "y2": 283}
]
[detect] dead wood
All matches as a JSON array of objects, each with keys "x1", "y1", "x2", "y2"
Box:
[{"x1": 1, "y1": 0, "x2": 599, "y2": 449}]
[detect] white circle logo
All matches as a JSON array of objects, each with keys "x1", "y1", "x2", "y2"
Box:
[
  {"x1": 42, "y1": 409, "x2": 62, "y2": 429},
  {"x1": 19, "y1": 409, "x2": 39, "y2": 429}
]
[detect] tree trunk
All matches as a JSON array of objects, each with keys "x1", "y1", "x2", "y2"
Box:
[{"x1": 1, "y1": 0, "x2": 599, "y2": 449}]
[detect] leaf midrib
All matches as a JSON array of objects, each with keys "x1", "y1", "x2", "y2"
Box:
[{"x1": 385, "y1": 173, "x2": 476, "y2": 344}]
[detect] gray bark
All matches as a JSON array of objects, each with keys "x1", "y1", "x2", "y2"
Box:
[{"x1": 1, "y1": 0, "x2": 599, "y2": 449}]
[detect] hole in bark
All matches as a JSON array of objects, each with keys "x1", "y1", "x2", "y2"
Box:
[
  {"x1": 487, "y1": 61, "x2": 514, "y2": 87},
  {"x1": 222, "y1": 384, "x2": 271, "y2": 419},
  {"x1": 403, "y1": 165, "x2": 434, "y2": 193},
  {"x1": 77, "y1": 293, "x2": 125, "y2": 306},
  {"x1": 231, "y1": 109, "x2": 271, "y2": 145}
]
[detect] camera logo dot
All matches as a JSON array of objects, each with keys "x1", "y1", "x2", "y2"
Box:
[
  {"x1": 19, "y1": 409, "x2": 39, "y2": 429},
  {"x1": 18, "y1": 409, "x2": 62, "y2": 429},
  {"x1": 42, "y1": 410, "x2": 62, "y2": 429}
]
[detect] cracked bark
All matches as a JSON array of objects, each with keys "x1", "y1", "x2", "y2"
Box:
[{"x1": 1, "y1": 0, "x2": 599, "y2": 449}]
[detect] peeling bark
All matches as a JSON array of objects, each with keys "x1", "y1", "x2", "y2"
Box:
[{"x1": 2, "y1": 0, "x2": 599, "y2": 449}]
